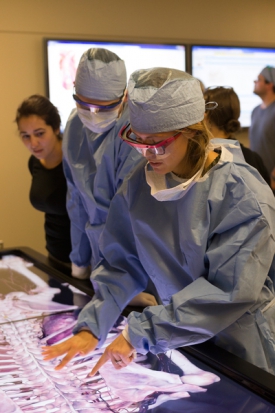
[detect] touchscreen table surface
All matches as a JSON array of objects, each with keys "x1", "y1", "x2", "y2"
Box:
[{"x1": 0, "y1": 250, "x2": 274, "y2": 413}]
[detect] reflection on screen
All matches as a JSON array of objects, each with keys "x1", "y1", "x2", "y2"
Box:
[
  {"x1": 1, "y1": 254, "x2": 275, "y2": 412},
  {"x1": 192, "y1": 45, "x2": 275, "y2": 127},
  {"x1": 0, "y1": 255, "x2": 79, "y2": 324},
  {"x1": 46, "y1": 40, "x2": 186, "y2": 130}
]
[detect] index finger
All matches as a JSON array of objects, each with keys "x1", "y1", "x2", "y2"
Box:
[{"x1": 89, "y1": 352, "x2": 110, "y2": 376}]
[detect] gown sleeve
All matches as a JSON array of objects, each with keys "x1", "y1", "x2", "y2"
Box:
[
  {"x1": 73, "y1": 185, "x2": 148, "y2": 344},
  {"x1": 127, "y1": 199, "x2": 275, "y2": 354},
  {"x1": 63, "y1": 156, "x2": 92, "y2": 267},
  {"x1": 75, "y1": 160, "x2": 275, "y2": 354}
]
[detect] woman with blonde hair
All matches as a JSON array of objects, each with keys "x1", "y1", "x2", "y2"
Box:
[{"x1": 43, "y1": 69, "x2": 275, "y2": 376}]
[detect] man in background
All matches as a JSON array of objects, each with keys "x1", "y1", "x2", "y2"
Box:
[{"x1": 249, "y1": 66, "x2": 275, "y2": 190}]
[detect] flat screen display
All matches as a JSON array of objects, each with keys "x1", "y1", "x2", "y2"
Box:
[
  {"x1": 192, "y1": 45, "x2": 275, "y2": 127},
  {"x1": 1, "y1": 253, "x2": 275, "y2": 412},
  {"x1": 45, "y1": 39, "x2": 186, "y2": 131}
]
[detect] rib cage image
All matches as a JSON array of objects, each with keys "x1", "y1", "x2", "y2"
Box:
[{"x1": 0, "y1": 255, "x2": 220, "y2": 413}]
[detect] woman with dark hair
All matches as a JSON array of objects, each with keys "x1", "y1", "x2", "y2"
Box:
[
  {"x1": 203, "y1": 86, "x2": 270, "y2": 185},
  {"x1": 15, "y1": 94, "x2": 71, "y2": 264}
]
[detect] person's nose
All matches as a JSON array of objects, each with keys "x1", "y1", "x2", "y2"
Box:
[
  {"x1": 30, "y1": 136, "x2": 39, "y2": 148},
  {"x1": 144, "y1": 149, "x2": 157, "y2": 160}
]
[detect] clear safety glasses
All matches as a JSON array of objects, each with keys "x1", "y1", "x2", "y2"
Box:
[
  {"x1": 120, "y1": 123, "x2": 182, "y2": 155},
  {"x1": 72, "y1": 92, "x2": 124, "y2": 113}
]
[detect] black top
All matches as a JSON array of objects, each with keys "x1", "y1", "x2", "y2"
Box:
[
  {"x1": 239, "y1": 142, "x2": 271, "y2": 187},
  {"x1": 227, "y1": 137, "x2": 270, "y2": 186},
  {"x1": 28, "y1": 156, "x2": 71, "y2": 262}
]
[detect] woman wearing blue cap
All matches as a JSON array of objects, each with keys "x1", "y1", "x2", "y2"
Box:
[
  {"x1": 63, "y1": 48, "x2": 158, "y2": 311},
  {"x1": 63, "y1": 47, "x2": 138, "y2": 279},
  {"x1": 43, "y1": 68, "x2": 275, "y2": 376}
]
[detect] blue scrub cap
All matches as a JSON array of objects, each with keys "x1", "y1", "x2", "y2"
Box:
[
  {"x1": 260, "y1": 66, "x2": 275, "y2": 84},
  {"x1": 75, "y1": 48, "x2": 127, "y2": 100},
  {"x1": 127, "y1": 68, "x2": 205, "y2": 133}
]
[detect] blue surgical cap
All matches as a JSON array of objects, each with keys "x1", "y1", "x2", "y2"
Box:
[
  {"x1": 75, "y1": 48, "x2": 127, "y2": 100},
  {"x1": 260, "y1": 66, "x2": 275, "y2": 84},
  {"x1": 127, "y1": 68, "x2": 205, "y2": 133}
]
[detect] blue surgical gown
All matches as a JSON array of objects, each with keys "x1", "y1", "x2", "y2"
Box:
[
  {"x1": 62, "y1": 105, "x2": 142, "y2": 268},
  {"x1": 74, "y1": 140, "x2": 275, "y2": 374}
]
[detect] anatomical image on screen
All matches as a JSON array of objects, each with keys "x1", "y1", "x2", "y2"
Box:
[
  {"x1": 0, "y1": 312, "x2": 222, "y2": 412},
  {"x1": 1, "y1": 254, "x2": 275, "y2": 412}
]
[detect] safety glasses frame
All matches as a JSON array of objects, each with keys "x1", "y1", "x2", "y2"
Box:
[
  {"x1": 120, "y1": 123, "x2": 182, "y2": 155},
  {"x1": 72, "y1": 93, "x2": 124, "y2": 112}
]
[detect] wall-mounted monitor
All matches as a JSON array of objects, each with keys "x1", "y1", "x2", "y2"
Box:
[
  {"x1": 45, "y1": 39, "x2": 186, "y2": 130},
  {"x1": 191, "y1": 45, "x2": 275, "y2": 127}
]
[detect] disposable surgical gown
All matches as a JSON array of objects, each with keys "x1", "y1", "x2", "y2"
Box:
[
  {"x1": 62, "y1": 105, "x2": 142, "y2": 268},
  {"x1": 75, "y1": 140, "x2": 275, "y2": 374}
]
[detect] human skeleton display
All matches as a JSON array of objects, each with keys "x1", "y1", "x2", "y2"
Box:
[{"x1": 0, "y1": 255, "x2": 219, "y2": 412}]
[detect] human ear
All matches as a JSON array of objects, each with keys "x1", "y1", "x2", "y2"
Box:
[{"x1": 55, "y1": 128, "x2": 61, "y2": 138}]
